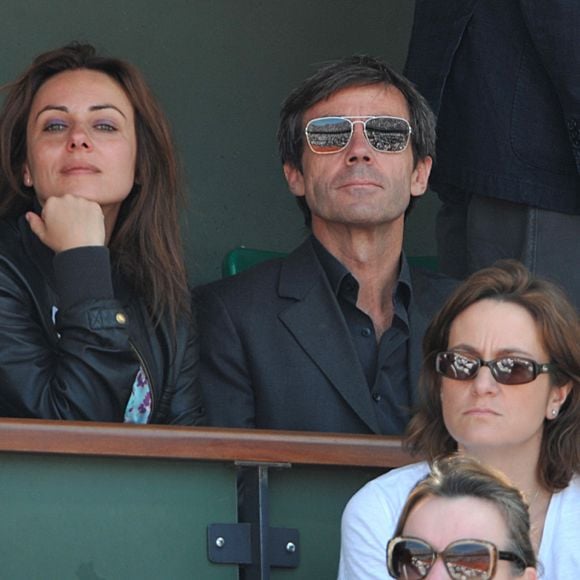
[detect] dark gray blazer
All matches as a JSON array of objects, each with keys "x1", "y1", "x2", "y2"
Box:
[
  {"x1": 195, "y1": 239, "x2": 457, "y2": 434},
  {"x1": 405, "y1": 0, "x2": 580, "y2": 213}
]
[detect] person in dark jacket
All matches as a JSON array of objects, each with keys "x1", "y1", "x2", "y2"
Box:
[
  {"x1": 404, "y1": 0, "x2": 580, "y2": 309},
  {"x1": 0, "y1": 42, "x2": 204, "y2": 424},
  {"x1": 196, "y1": 56, "x2": 457, "y2": 434}
]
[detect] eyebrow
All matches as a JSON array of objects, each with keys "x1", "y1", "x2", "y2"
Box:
[
  {"x1": 449, "y1": 344, "x2": 537, "y2": 358},
  {"x1": 34, "y1": 104, "x2": 127, "y2": 121}
]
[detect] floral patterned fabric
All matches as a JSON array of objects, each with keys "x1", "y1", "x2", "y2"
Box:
[{"x1": 124, "y1": 367, "x2": 152, "y2": 424}]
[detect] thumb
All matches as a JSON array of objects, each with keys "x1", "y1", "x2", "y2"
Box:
[{"x1": 25, "y1": 212, "x2": 47, "y2": 244}]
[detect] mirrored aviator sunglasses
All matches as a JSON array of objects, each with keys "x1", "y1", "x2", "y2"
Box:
[
  {"x1": 304, "y1": 115, "x2": 412, "y2": 154},
  {"x1": 387, "y1": 537, "x2": 525, "y2": 580}
]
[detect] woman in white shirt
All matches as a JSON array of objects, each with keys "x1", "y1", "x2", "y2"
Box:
[{"x1": 338, "y1": 260, "x2": 580, "y2": 579}]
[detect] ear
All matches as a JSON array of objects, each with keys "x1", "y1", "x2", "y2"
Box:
[
  {"x1": 410, "y1": 155, "x2": 432, "y2": 198},
  {"x1": 522, "y1": 566, "x2": 538, "y2": 580},
  {"x1": 283, "y1": 162, "x2": 305, "y2": 198},
  {"x1": 546, "y1": 381, "x2": 572, "y2": 420},
  {"x1": 22, "y1": 164, "x2": 33, "y2": 187}
]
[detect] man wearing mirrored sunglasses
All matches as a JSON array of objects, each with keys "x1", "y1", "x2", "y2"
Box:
[{"x1": 196, "y1": 55, "x2": 457, "y2": 434}]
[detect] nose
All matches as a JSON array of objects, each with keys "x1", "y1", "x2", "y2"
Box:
[
  {"x1": 345, "y1": 121, "x2": 372, "y2": 164},
  {"x1": 470, "y1": 364, "x2": 500, "y2": 397},
  {"x1": 425, "y1": 557, "x2": 450, "y2": 579},
  {"x1": 66, "y1": 124, "x2": 92, "y2": 152}
]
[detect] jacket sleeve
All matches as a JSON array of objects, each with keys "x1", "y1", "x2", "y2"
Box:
[
  {"x1": 0, "y1": 246, "x2": 138, "y2": 421},
  {"x1": 157, "y1": 317, "x2": 206, "y2": 426},
  {"x1": 194, "y1": 284, "x2": 256, "y2": 428},
  {"x1": 520, "y1": 0, "x2": 580, "y2": 174}
]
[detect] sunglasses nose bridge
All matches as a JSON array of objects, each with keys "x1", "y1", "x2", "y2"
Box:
[
  {"x1": 347, "y1": 119, "x2": 366, "y2": 138},
  {"x1": 428, "y1": 556, "x2": 452, "y2": 579},
  {"x1": 345, "y1": 119, "x2": 375, "y2": 154},
  {"x1": 471, "y1": 360, "x2": 502, "y2": 393}
]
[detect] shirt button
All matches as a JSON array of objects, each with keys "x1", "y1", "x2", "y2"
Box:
[
  {"x1": 372, "y1": 393, "x2": 382, "y2": 402},
  {"x1": 361, "y1": 327, "x2": 372, "y2": 337},
  {"x1": 115, "y1": 312, "x2": 127, "y2": 325}
]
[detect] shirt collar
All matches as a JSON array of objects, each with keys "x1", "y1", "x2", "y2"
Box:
[
  {"x1": 310, "y1": 234, "x2": 412, "y2": 310},
  {"x1": 311, "y1": 235, "x2": 349, "y2": 295}
]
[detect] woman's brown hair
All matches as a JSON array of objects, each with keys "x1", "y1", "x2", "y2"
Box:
[
  {"x1": 405, "y1": 260, "x2": 580, "y2": 492},
  {"x1": 0, "y1": 42, "x2": 189, "y2": 328}
]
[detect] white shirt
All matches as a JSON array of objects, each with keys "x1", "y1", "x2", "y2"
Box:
[{"x1": 337, "y1": 462, "x2": 580, "y2": 579}]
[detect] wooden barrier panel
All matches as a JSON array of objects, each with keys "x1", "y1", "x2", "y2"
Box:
[{"x1": 0, "y1": 420, "x2": 415, "y2": 579}]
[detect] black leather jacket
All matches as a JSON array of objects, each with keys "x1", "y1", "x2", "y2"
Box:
[{"x1": 0, "y1": 214, "x2": 205, "y2": 425}]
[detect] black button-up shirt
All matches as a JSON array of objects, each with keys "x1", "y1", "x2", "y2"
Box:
[{"x1": 311, "y1": 236, "x2": 412, "y2": 434}]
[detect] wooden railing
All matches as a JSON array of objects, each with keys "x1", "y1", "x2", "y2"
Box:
[{"x1": 0, "y1": 418, "x2": 413, "y2": 467}]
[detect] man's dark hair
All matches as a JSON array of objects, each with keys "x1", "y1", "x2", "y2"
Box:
[{"x1": 277, "y1": 55, "x2": 436, "y2": 225}]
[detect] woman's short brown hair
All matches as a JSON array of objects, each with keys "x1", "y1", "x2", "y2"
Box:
[{"x1": 405, "y1": 260, "x2": 580, "y2": 492}]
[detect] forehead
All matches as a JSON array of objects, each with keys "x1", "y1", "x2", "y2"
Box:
[
  {"x1": 303, "y1": 83, "x2": 410, "y2": 124},
  {"x1": 403, "y1": 495, "x2": 509, "y2": 550},
  {"x1": 448, "y1": 299, "x2": 546, "y2": 356},
  {"x1": 30, "y1": 69, "x2": 133, "y2": 115}
]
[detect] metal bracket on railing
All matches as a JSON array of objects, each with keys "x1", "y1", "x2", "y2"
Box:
[
  {"x1": 207, "y1": 523, "x2": 299, "y2": 568},
  {"x1": 207, "y1": 462, "x2": 299, "y2": 579}
]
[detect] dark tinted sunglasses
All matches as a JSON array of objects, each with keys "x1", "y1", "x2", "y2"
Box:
[
  {"x1": 436, "y1": 351, "x2": 557, "y2": 385},
  {"x1": 304, "y1": 115, "x2": 412, "y2": 154},
  {"x1": 387, "y1": 537, "x2": 526, "y2": 579}
]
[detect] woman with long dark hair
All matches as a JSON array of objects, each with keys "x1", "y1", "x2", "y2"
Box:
[{"x1": 0, "y1": 42, "x2": 204, "y2": 424}]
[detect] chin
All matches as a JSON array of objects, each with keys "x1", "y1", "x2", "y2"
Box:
[{"x1": 450, "y1": 427, "x2": 506, "y2": 450}]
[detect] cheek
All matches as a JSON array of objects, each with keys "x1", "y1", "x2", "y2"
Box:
[
  {"x1": 440, "y1": 382, "x2": 457, "y2": 409},
  {"x1": 26, "y1": 142, "x2": 56, "y2": 175},
  {"x1": 440, "y1": 384, "x2": 461, "y2": 428},
  {"x1": 114, "y1": 144, "x2": 137, "y2": 178}
]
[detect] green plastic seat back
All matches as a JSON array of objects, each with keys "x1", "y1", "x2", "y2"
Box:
[{"x1": 222, "y1": 246, "x2": 438, "y2": 277}]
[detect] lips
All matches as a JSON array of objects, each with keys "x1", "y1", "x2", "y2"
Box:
[
  {"x1": 61, "y1": 163, "x2": 100, "y2": 174},
  {"x1": 339, "y1": 180, "x2": 380, "y2": 188},
  {"x1": 463, "y1": 408, "x2": 501, "y2": 416},
  {"x1": 335, "y1": 170, "x2": 383, "y2": 191}
]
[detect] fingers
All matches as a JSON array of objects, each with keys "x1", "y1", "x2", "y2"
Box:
[
  {"x1": 27, "y1": 195, "x2": 106, "y2": 253},
  {"x1": 25, "y1": 212, "x2": 47, "y2": 243}
]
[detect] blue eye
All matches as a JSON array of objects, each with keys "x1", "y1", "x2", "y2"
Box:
[
  {"x1": 94, "y1": 122, "x2": 117, "y2": 132},
  {"x1": 43, "y1": 121, "x2": 67, "y2": 132}
]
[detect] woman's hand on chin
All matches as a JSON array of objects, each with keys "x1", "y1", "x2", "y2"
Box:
[{"x1": 26, "y1": 194, "x2": 106, "y2": 253}]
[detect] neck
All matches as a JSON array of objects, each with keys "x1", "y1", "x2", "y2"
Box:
[
  {"x1": 461, "y1": 439, "x2": 550, "y2": 552},
  {"x1": 103, "y1": 204, "x2": 120, "y2": 246},
  {"x1": 313, "y1": 221, "x2": 403, "y2": 337},
  {"x1": 461, "y1": 441, "x2": 542, "y2": 496}
]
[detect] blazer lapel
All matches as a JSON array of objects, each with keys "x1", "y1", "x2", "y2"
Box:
[
  {"x1": 407, "y1": 297, "x2": 427, "y2": 410},
  {"x1": 277, "y1": 240, "x2": 381, "y2": 433}
]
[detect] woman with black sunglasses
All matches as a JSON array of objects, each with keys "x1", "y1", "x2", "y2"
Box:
[
  {"x1": 338, "y1": 260, "x2": 580, "y2": 578},
  {"x1": 387, "y1": 455, "x2": 537, "y2": 579}
]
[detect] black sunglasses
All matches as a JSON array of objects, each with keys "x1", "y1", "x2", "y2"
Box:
[
  {"x1": 435, "y1": 351, "x2": 558, "y2": 386},
  {"x1": 304, "y1": 115, "x2": 412, "y2": 154},
  {"x1": 387, "y1": 536, "x2": 526, "y2": 579}
]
